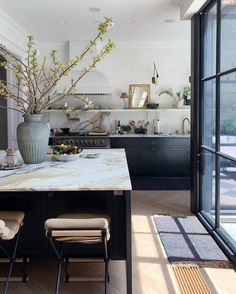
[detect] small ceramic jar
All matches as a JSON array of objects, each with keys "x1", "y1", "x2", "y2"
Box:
[{"x1": 4, "y1": 147, "x2": 17, "y2": 166}]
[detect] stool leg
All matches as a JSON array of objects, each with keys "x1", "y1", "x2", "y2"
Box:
[
  {"x1": 64, "y1": 258, "x2": 69, "y2": 283},
  {"x1": 49, "y1": 237, "x2": 63, "y2": 294},
  {"x1": 55, "y1": 244, "x2": 63, "y2": 294},
  {"x1": 103, "y1": 236, "x2": 109, "y2": 294},
  {"x1": 2, "y1": 226, "x2": 21, "y2": 294}
]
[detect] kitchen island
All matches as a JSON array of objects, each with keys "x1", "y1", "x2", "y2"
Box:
[{"x1": 0, "y1": 149, "x2": 132, "y2": 293}]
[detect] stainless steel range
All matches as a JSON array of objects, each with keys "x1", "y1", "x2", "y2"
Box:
[{"x1": 49, "y1": 132, "x2": 110, "y2": 148}]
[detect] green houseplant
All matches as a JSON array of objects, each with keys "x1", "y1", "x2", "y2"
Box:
[
  {"x1": 159, "y1": 85, "x2": 191, "y2": 108},
  {"x1": 0, "y1": 17, "x2": 115, "y2": 163},
  {"x1": 121, "y1": 125, "x2": 132, "y2": 134}
]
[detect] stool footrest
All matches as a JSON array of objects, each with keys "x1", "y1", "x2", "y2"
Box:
[
  {"x1": 0, "y1": 276, "x2": 29, "y2": 282},
  {"x1": 0, "y1": 257, "x2": 29, "y2": 263},
  {"x1": 66, "y1": 277, "x2": 105, "y2": 282},
  {"x1": 67, "y1": 258, "x2": 104, "y2": 263}
]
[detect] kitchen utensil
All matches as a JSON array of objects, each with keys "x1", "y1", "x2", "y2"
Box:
[
  {"x1": 144, "y1": 121, "x2": 149, "y2": 128},
  {"x1": 138, "y1": 120, "x2": 145, "y2": 127},
  {"x1": 130, "y1": 120, "x2": 136, "y2": 127}
]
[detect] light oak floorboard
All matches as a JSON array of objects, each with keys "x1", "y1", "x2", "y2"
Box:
[{"x1": 0, "y1": 190, "x2": 236, "y2": 293}]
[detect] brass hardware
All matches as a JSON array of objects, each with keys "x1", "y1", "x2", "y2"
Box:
[{"x1": 48, "y1": 192, "x2": 54, "y2": 198}]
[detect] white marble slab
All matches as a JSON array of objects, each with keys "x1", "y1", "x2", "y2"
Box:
[
  {"x1": 0, "y1": 149, "x2": 132, "y2": 192},
  {"x1": 110, "y1": 134, "x2": 190, "y2": 138}
]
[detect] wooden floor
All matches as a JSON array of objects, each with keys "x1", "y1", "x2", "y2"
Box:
[{"x1": 1, "y1": 190, "x2": 236, "y2": 293}]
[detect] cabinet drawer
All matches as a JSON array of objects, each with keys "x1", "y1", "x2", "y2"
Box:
[
  {"x1": 110, "y1": 138, "x2": 141, "y2": 148},
  {"x1": 110, "y1": 137, "x2": 165, "y2": 148},
  {"x1": 166, "y1": 137, "x2": 190, "y2": 146},
  {"x1": 141, "y1": 138, "x2": 165, "y2": 146}
]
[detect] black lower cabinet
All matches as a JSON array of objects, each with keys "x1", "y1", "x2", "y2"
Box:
[
  {"x1": 125, "y1": 148, "x2": 143, "y2": 175},
  {"x1": 111, "y1": 136, "x2": 190, "y2": 189},
  {"x1": 166, "y1": 147, "x2": 190, "y2": 176},
  {"x1": 142, "y1": 147, "x2": 165, "y2": 175}
]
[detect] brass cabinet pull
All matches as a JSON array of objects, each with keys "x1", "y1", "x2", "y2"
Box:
[{"x1": 48, "y1": 192, "x2": 54, "y2": 198}]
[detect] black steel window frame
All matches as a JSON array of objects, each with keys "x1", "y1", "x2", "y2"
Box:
[{"x1": 192, "y1": 0, "x2": 236, "y2": 264}]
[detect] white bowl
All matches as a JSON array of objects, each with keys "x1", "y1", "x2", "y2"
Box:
[{"x1": 52, "y1": 153, "x2": 81, "y2": 162}]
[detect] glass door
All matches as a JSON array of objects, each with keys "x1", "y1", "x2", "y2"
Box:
[{"x1": 198, "y1": 0, "x2": 236, "y2": 254}]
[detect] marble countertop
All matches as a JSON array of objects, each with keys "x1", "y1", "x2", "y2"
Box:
[
  {"x1": 0, "y1": 149, "x2": 132, "y2": 192},
  {"x1": 110, "y1": 134, "x2": 190, "y2": 138}
]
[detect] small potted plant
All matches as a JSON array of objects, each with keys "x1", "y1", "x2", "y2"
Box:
[
  {"x1": 121, "y1": 125, "x2": 132, "y2": 134},
  {"x1": 159, "y1": 86, "x2": 190, "y2": 108},
  {"x1": 182, "y1": 85, "x2": 191, "y2": 105}
]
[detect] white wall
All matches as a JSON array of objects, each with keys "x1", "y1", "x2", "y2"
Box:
[
  {"x1": 0, "y1": 9, "x2": 28, "y2": 148},
  {"x1": 96, "y1": 42, "x2": 191, "y2": 109},
  {"x1": 39, "y1": 37, "x2": 191, "y2": 135},
  {"x1": 0, "y1": 8, "x2": 191, "y2": 139},
  {"x1": 38, "y1": 39, "x2": 191, "y2": 110}
]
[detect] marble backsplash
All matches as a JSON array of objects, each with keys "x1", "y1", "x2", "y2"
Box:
[{"x1": 43, "y1": 108, "x2": 191, "y2": 135}]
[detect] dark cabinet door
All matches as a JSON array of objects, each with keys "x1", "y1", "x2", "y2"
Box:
[
  {"x1": 125, "y1": 148, "x2": 143, "y2": 175},
  {"x1": 142, "y1": 147, "x2": 165, "y2": 175},
  {"x1": 166, "y1": 147, "x2": 190, "y2": 176}
]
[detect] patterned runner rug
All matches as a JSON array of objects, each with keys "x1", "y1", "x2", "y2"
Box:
[{"x1": 154, "y1": 215, "x2": 233, "y2": 268}]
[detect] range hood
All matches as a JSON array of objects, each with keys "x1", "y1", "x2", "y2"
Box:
[
  {"x1": 56, "y1": 40, "x2": 112, "y2": 95},
  {"x1": 56, "y1": 70, "x2": 112, "y2": 95}
]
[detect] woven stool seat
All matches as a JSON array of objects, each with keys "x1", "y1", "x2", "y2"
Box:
[
  {"x1": 0, "y1": 211, "x2": 24, "y2": 240},
  {"x1": 44, "y1": 212, "x2": 111, "y2": 294},
  {"x1": 0, "y1": 211, "x2": 28, "y2": 293},
  {"x1": 45, "y1": 213, "x2": 110, "y2": 243}
]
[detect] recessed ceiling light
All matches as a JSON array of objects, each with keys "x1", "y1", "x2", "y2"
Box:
[
  {"x1": 164, "y1": 18, "x2": 175, "y2": 23},
  {"x1": 59, "y1": 20, "x2": 66, "y2": 25},
  {"x1": 89, "y1": 7, "x2": 101, "y2": 13}
]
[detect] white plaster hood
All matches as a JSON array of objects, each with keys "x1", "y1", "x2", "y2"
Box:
[
  {"x1": 56, "y1": 70, "x2": 112, "y2": 95},
  {"x1": 56, "y1": 40, "x2": 111, "y2": 95}
]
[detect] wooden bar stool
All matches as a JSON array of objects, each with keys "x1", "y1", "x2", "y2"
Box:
[
  {"x1": 44, "y1": 213, "x2": 110, "y2": 294},
  {"x1": 0, "y1": 211, "x2": 28, "y2": 294}
]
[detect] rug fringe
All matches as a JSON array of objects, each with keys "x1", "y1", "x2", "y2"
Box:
[{"x1": 153, "y1": 213, "x2": 193, "y2": 217}]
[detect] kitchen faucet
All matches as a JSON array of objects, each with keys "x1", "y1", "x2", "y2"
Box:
[{"x1": 182, "y1": 117, "x2": 190, "y2": 134}]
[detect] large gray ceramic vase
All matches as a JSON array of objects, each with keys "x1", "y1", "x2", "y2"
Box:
[{"x1": 17, "y1": 114, "x2": 50, "y2": 164}]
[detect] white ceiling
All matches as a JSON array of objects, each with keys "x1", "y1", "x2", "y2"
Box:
[{"x1": 0, "y1": 0, "x2": 190, "y2": 43}]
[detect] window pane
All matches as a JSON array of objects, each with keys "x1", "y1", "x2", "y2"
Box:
[
  {"x1": 201, "y1": 151, "x2": 216, "y2": 223},
  {"x1": 220, "y1": 73, "x2": 236, "y2": 158},
  {"x1": 202, "y1": 79, "x2": 216, "y2": 148},
  {"x1": 203, "y1": 3, "x2": 217, "y2": 78},
  {"x1": 221, "y1": 1, "x2": 236, "y2": 72},
  {"x1": 220, "y1": 156, "x2": 236, "y2": 246}
]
